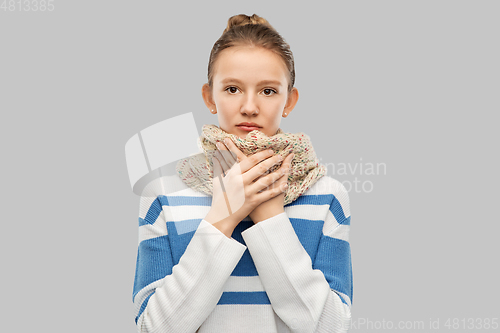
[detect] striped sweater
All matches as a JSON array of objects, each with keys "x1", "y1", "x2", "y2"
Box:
[{"x1": 133, "y1": 174, "x2": 352, "y2": 333}]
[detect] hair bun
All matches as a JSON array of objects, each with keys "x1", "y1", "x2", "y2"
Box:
[{"x1": 224, "y1": 14, "x2": 273, "y2": 34}]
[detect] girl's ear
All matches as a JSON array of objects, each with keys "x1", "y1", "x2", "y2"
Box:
[
  {"x1": 202, "y1": 84, "x2": 217, "y2": 113},
  {"x1": 283, "y1": 87, "x2": 299, "y2": 117}
]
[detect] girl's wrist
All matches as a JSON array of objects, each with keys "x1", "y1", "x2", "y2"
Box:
[
  {"x1": 250, "y1": 206, "x2": 285, "y2": 223},
  {"x1": 204, "y1": 208, "x2": 239, "y2": 237}
]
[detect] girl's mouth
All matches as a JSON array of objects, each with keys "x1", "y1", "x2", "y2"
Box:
[{"x1": 236, "y1": 125, "x2": 261, "y2": 131}]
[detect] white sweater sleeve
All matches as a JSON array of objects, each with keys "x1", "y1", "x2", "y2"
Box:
[
  {"x1": 133, "y1": 196, "x2": 247, "y2": 333},
  {"x1": 240, "y1": 190, "x2": 352, "y2": 333}
]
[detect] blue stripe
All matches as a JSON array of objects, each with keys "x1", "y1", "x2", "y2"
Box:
[
  {"x1": 139, "y1": 197, "x2": 163, "y2": 226},
  {"x1": 142, "y1": 194, "x2": 349, "y2": 228},
  {"x1": 135, "y1": 292, "x2": 154, "y2": 324},
  {"x1": 313, "y1": 236, "x2": 352, "y2": 301},
  {"x1": 230, "y1": 221, "x2": 260, "y2": 276},
  {"x1": 166, "y1": 221, "x2": 198, "y2": 265},
  {"x1": 288, "y1": 217, "x2": 324, "y2": 261},
  {"x1": 138, "y1": 217, "x2": 146, "y2": 226},
  {"x1": 166, "y1": 218, "x2": 202, "y2": 236},
  {"x1": 133, "y1": 235, "x2": 173, "y2": 300},
  {"x1": 329, "y1": 196, "x2": 350, "y2": 225},
  {"x1": 218, "y1": 291, "x2": 270, "y2": 305},
  {"x1": 159, "y1": 195, "x2": 212, "y2": 206},
  {"x1": 139, "y1": 196, "x2": 212, "y2": 227},
  {"x1": 288, "y1": 194, "x2": 349, "y2": 226},
  {"x1": 288, "y1": 193, "x2": 331, "y2": 206}
]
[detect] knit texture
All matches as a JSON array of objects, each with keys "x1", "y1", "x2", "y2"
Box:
[
  {"x1": 176, "y1": 124, "x2": 327, "y2": 205},
  {"x1": 132, "y1": 174, "x2": 353, "y2": 333}
]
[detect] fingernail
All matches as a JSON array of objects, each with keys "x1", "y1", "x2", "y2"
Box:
[{"x1": 216, "y1": 142, "x2": 222, "y2": 149}]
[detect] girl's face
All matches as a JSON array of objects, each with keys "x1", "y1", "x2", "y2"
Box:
[{"x1": 202, "y1": 45, "x2": 298, "y2": 139}]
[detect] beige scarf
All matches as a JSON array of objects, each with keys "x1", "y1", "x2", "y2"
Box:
[{"x1": 175, "y1": 124, "x2": 326, "y2": 205}]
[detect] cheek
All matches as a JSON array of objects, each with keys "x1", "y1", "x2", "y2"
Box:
[
  {"x1": 216, "y1": 107, "x2": 237, "y2": 124},
  {"x1": 270, "y1": 97, "x2": 287, "y2": 110},
  {"x1": 217, "y1": 97, "x2": 239, "y2": 112}
]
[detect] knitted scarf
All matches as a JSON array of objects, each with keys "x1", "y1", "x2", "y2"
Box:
[{"x1": 175, "y1": 124, "x2": 326, "y2": 205}]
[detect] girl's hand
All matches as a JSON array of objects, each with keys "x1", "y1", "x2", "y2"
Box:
[
  {"x1": 214, "y1": 138, "x2": 293, "y2": 224},
  {"x1": 249, "y1": 151, "x2": 293, "y2": 223},
  {"x1": 205, "y1": 139, "x2": 285, "y2": 229}
]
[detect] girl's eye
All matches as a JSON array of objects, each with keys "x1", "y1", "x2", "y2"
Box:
[
  {"x1": 225, "y1": 87, "x2": 276, "y2": 95},
  {"x1": 226, "y1": 86, "x2": 239, "y2": 94}
]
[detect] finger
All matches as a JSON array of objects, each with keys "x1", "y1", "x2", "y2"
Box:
[
  {"x1": 248, "y1": 165, "x2": 285, "y2": 195},
  {"x1": 239, "y1": 149, "x2": 275, "y2": 175},
  {"x1": 255, "y1": 176, "x2": 288, "y2": 197},
  {"x1": 214, "y1": 149, "x2": 229, "y2": 175},
  {"x1": 269, "y1": 167, "x2": 290, "y2": 191},
  {"x1": 252, "y1": 168, "x2": 271, "y2": 183},
  {"x1": 216, "y1": 140, "x2": 237, "y2": 169},
  {"x1": 245, "y1": 153, "x2": 283, "y2": 184},
  {"x1": 212, "y1": 154, "x2": 224, "y2": 179},
  {"x1": 251, "y1": 152, "x2": 293, "y2": 189},
  {"x1": 222, "y1": 138, "x2": 246, "y2": 165}
]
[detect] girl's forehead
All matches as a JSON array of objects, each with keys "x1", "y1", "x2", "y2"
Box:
[{"x1": 213, "y1": 46, "x2": 288, "y2": 83}]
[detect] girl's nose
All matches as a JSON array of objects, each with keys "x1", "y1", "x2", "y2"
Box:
[{"x1": 240, "y1": 94, "x2": 259, "y2": 115}]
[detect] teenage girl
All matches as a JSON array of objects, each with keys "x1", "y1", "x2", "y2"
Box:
[{"x1": 133, "y1": 13, "x2": 353, "y2": 333}]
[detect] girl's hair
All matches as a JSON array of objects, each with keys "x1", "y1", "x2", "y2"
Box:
[{"x1": 207, "y1": 14, "x2": 295, "y2": 94}]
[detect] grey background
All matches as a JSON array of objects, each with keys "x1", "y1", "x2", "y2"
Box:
[{"x1": 1, "y1": 1, "x2": 498, "y2": 332}]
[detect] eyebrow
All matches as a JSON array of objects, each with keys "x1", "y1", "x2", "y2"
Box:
[{"x1": 220, "y1": 78, "x2": 283, "y2": 87}]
